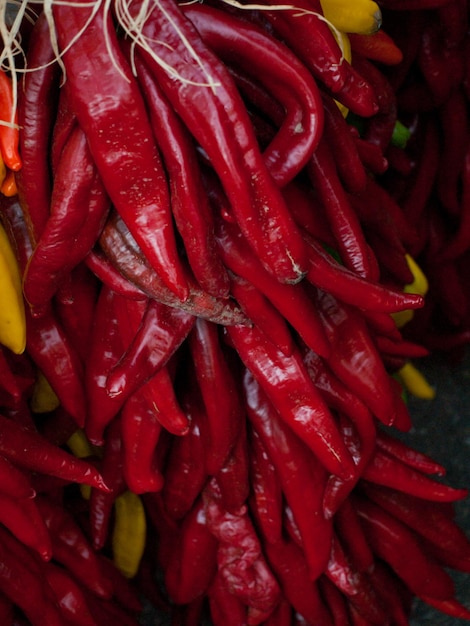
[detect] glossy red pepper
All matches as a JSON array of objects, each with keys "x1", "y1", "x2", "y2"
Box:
[
  {"x1": 44, "y1": 562, "x2": 98, "y2": 626},
  {"x1": 236, "y1": 332, "x2": 355, "y2": 480},
  {"x1": 215, "y1": 422, "x2": 250, "y2": 515},
  {"x1": 189, "y1": 318, "x2": 243, "y2": 476},
  {"x1": 334, "y1": 498, "x2": 374, "y2": 573},
  {"x1": 127, "y1": 0, "x2": 309, "y2": 284},
  {"x1": 85, "y1": 250, "x2": 147, "y2": 302},
  {"x1": 52, "y1": 0, "x2": 189, "y2": 300},
  {"x1": 132, "y1": 52, "x2": 229, "y2": 298},
  {"x1": 182, "y1": 3, "x2": 324, "y2": 187},
  {"x1": 376, "y1": 429, "x2": 446, "y2": 476},
  {"x1": 208, "y1": 571, "x2": 247, "y2": 626},
  {"x1": 318, "y1": 576, "x2": 350, "y2": 626},
  {"x1": 0, "y1": 493, "x2": 51, "y2": 560},
  {"x1": 349, "y1": 30, "x2": 404, "y2": 65},
  {"x1": 16, "y1": 12, "x2": 59, "y2": 243}
]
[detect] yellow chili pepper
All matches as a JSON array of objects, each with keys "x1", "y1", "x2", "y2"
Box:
[
  {"x1": 30, "y1": 370, "x2": 60, "y2": 413},
  {"x1": 0, "y1": 220, "x2": 26, "y2": 354},
  {"x1": 112, "y1": 490, "x2": 146, "y2": 579},
  {"x1": 320, "y1": 0, "x2": 382, "y2": 35},
  {"x1": 67, "y1": 429, "x2": 95, "y2": 499},
  {"x1": 392, "y1": 254, "x2": 429, "y2": 328},
  {"x1": 397, "y1": 361, "x2": 436, "y2": 400}
]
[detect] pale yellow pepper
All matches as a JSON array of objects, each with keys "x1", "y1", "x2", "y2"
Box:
[
  {"x1": 397, "y1": 361, "x2": 436, "y2": 400},
  {"x1": 320, "y1": 0, "x2": 382, "y2": 35},
  {"x1": 112, "y1": 490, "x2": 146, "y2": 579},
  {"x1": 0, "y1": 220, "x2": 26, "y2": 354},
  {"x1": 67, "y1": 429, "x2": 95, "y2": 499},
  {"x1": 30, "y1": 370, "x2": 60, "y2": 413},
  {"x1": 393, "y1": 254, "x2": 429, "y2": 328}
]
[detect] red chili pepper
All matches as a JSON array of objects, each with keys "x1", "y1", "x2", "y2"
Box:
[
  {"x1": 318, "y1": 576, "x2": 350, "y2": 626},
  {"x1": 367, "y1": 561, "x2": 411, "y2": 626},
  {"x1": 248, "y1": 428, "x2": 283, "y2": 545},
  {"x1": 189, "y1": 318, "x2": 243, "y2": 475},
  {"x1": 325, "y1": 532, "x2": 388, "y2": 624},
  {"x1": 313, "y1": 288, "x2": 397, "y2": 426},
  {"x1": 164, "y1": 498, "x2": 218, "y2": 606},
  {"x1": 208, "y1": 571, "x2": 247, "y2": 626},
  {"x1": 182, "y1": 3, "x2": 324, "y2": 187},
  {"x1": 35, "y1": 497, "x2": 111, "y2": 600},
  {"x1": 0, "y1": 413, "x2": 107, "y2": 491},
  {"x1": 230, "y1": 275, "x2": 294, "y2": 356},
  {"x1": 0, "y1": 592, "x2": 13, "y2": 626},
  {"x1": 215, "y1": 422, "x2": 250, "y2": 515},
  {"x1": 203, "y1": 478, "x2": 281, "y2": 625},
  {"x1": 16, "y1": 12, "x2": 59, "y2": 242},
  {"x1": 362, "y1": 445, "x2": 467, "y2": 502},
  {"x1": 0, "y1": 453, "x2": 35, "y2": 499},
  {"x1": 308, "y1": 135, "x2": 374, "y2": 279},
  {"x1": 262, "y1": 599, "x2": 292, "y2": 626},
  {"x1": 237, "y1": 331, "x2": 355, "y2": 480},
  {"x1": 85, "y1": 250, "x2": 147, "y2": 301},
  {"x1": 354, "y1": 492, "x2": 456, "y2": 601},
  {"x1": 99, "y1": 211, "x2": 247, "y2": 325},
  {"x1": 50, "y1": 87, "x2": 76, "y2": 175},
  {"x1": 349, "y1": 30, "x2": 404, "y2": 65},
  {"x1": 89, "y1": 416, "x2": 126, "y2": 550},
  {"x1": 44, "y1": 561, "x2": 98, "y2": 626},
  {"x1": 23, "y1": 125, "x2": 110, "y2": 312},
  {"x1": 96, "y1": 555, "x2": 143, "y2": 614},
  {"x1": 121, "y1": 390, "x2": 164, "y2": 495},
  {"x1": 106, "y1": 298, "x2": 194, "y2": 401},
  {"x1": 52, "y1": 0, "x2": 189, "y2": 301},
  {"x1": 0, "y1": 346, "x2": 21, "y2": 406},
  {"x1": 161, "y1": 382, "x2": 207, "y2": 520},
  {"x1": 132, "y1": 52, "x2": 229, "y2": 298},
  {"x1": 376, "y1": 429, "x2": 446, "y2": 476},
  {"x1": 0, "y1": 493, "x2": 51, "y2": 560},
  {"x1": 0, "y1": 72, "x2": 21, "y2": 173},
  {"x1": 243, "y1": 369, "x2": 334, "y2": 580},
  {"x1": 139, "y1": 366, "x2": 190, "y2": 436},
  {"x1": 126, "y1": 0, "x2": 309, "y2": 284},
  {"x1": 263, "y1": 537, "x2": 333, "y2": 624},
  {"x1": 334, "y1": 498, "x2": 374, "y2": 573},
  {"x1": 321, "y1": 94, "x2": 367, "y2": 194},
  {"x1": 214, "y1": 215, "x2": 330, "y2": 357}
]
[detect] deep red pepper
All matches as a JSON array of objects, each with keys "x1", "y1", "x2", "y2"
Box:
[
  {"x1": 0, "y1": 453, "x2": 35, "y2": 500},
  {"x1": 229, "y1": 275, "x2": 293, "y2": 356},
  {"x1": 243, "y1": 369, "x2": 334, "y2": 580},
  {"x1": 263, "y1": 537, "x2": 333, "y2": 625},
  {"x1": 354, "y1": 136, "x2": 389, "y2": 174},
  {"x1": 121, "y1": 390, "x2": 164, "y2": 495},
  {"x1": 367, "y1": 561, "x2": 411, "y2": 626},
  {"x1": 99, "y1": 211, "x2": 247, "y2": 325},
  {"x1": 215, "y1": 421, "x2": 250, "y2": 515},
  {"x1": 189, "y1": 318, "x2": 243, "y2": 475},
  {"x1": 0, "y1": 493, "x2": 51, "y2": 560},
  {"x1": 50, "y1": 86, "x2": 76, "y2": 175},
  {"x1": 354, "y1": 492, "x2": 456, "y2": 600},
  {"x1": 0, "y1": 346, "x2": 21, "y2": 407},
  {"x1": 44, "y1": 561, "x2": 98, "y2": 626},
  {"x1": 334, "y1": 498, "x2": 374, "y2": 573},
  {"x1": 139, "y1": 366, "x2": 190, "y2": 436},
  {"x1": 214, "y1": 214, "x2": 330, "y2": 357},
  {"x1": 89, "y1": 416, "x2": 126, "y2": 550},
  {"x1": 36, "y1": 496, "x2": 113, "y2": 599},
  {"x1": 318, "y1": 576, "x2": 350, "y2": 626},
  {"x1": 182, "y1": 3, "x2": 324, "y2": 187},
  {"x1": 132, "y1": 52, "x2": 229, "y2": 298},
  {"x1": 349, "y1": 30, "x2": 404, "y2": 65},
  {"x1": 308, "y1": 135, "x2": 374, "y2": 279},
  {"x1": 203, "y1": 478, "x2": 281, "y2": 625},
  {"x1": 105, "y1": 298, "x2": 194, "y2": 401},
  {"x1": 248, "y1": 427, "x2": 283, "y2": 545},
  {"x1": 376, "y1": 429, "x2": 446, "y2": 476},
  {"x1": 52, "y1": 0, "x2": 189, "y2": 301},
  {"x1": 96, "y1": 555, "x2": 143, "y2": 614},
  {"x1": 421, "y1": 596, "x2": 470, "y2": 620},
  {"x1": 85, "y1": 250, "x2": 148, "y2": 301},
  {"x1": 16, "y1": 12, "x2": 59, "y2": 244},
  {"x1": 164, "y1": 498, "x2": 218, "y2": 605},
  {"x1": 208, "y1": 571, "x2": 247, "y2": 626},
  {"x1": 237, "y1": 332, "x2": 355, "y2": 480},
  {"x1": 0, "y1": 413, "x2": 107, "y2": 491},
  {"x1": 126, "y1": 0, "x2": 309, "y2": 284}
]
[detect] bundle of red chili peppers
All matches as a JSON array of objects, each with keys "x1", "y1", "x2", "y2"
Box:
[{"x1": 0, "y1": 0, "x2": 469, "y2": 623}]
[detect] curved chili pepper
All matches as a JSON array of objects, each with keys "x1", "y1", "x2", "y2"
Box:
[
  {"x1": 349, "y1": 30, "x2": 404, "y2": 65},
  {"x1": 23, "y1": 126, "x2": 110, "y2": 313},
  {"x1": 132, "y1": 52, "x2": 229, "y2": 298},
  {"x1": 216, "y1": 422, "x2": 250, "y2": 515},
  {"x1": 16, "y1": 13, "x2": 58, "y2": 242},
  {"x1": 0, "y1": 73, "x2": 21, "y2": 174},
  {"x1": 189, "y1": 318, "x2": 243, "y2": 475},
  {"x1": 182, "y1": 3, "x2": 324, "y2": 187},
  {"x1": 304, "y1": 233, "x2": 423, "y2": 313},
  {"x1": 308, "y1": 135, "x2": 374, "y2": 279},
  {"x1": 354, "y1": 136, "x2": 389, "y2": 174},
  {"x1": 318, "y1": 575, "x2": 350, "y2": 626},
  {"x1": 208, "y1": 571, "x2": 247, "y2": 626},
  {"x1": 243, "y1": 369, "x2": 334, "y2": 580},
  {"x1": 121, "y1": 391, "x2": 164, "y2": 495},
  {"x1": 237, "y1": 331, "x2": 355, "y2": 480},
  {"x1": 106, "y1": 298, "x2": 194, "y2": 401},
  {"x1": 354, "y1": 492, "x2": 456, "y2": 601},
  {"x1": 214, "y1": 214, "x2": 330, "y2": 357},
  {"x1": 421, "y1": 596, "x2": 470, "y2": 620},
  {"x1": 334, "y1": 498, "x2": 374, "y2": 573},
  {"x1": 0, "y1": 413, "x2": 107, "y2": 491},
  {"x1": 127, "y1": 0, "x2": 309, "y2": 284},
  {"x1": 0, "y1": 453, "x2": 34, "y2": 499},
  {"x1": 0, "y1": 493, "x2": 51, "y2": 560},
  {"x1": 52, "y1": 0, "x2": 189, "y2": 301},
  {"x1": 203, "y1": 478, "x2": 281, "y2": 625},
  {"x1": 164, "y1": 498, "x2": 218, "y2": 606},
  {"x1": 376, "y1": 429, "x2": 446, "y2": 476},
  {"x1": 85, "y1": 250, "x2": 148, "y2": 301},
  {"x1": 99, "y1": 211, "x2": 247, "y2": 325},
  {"x1": 50, "y1": 87, "x2": 77, "y2": 175},
  {"x1": 97, "y1": 555, "x2": 143, "y2": 613},
  {"x1": 362, "y1": 446, "x2": 468, "y2": 502},
  {"x1": 139, "y1": 366, "x2": 190, "y2": 436}
]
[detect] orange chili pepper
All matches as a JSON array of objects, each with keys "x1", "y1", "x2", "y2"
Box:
[
  {"x1": 0, "y1": 170, "x2": 17, "y2": 197},
  {"x1": 0, "y1": 71, "x2": 21, "y2": 172}
]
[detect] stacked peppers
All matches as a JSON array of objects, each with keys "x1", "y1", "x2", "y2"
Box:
[{"x1": 0, "y1": 0, "x2": 468, "y2": 624}]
